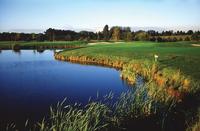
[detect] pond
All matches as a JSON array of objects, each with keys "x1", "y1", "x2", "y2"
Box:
[{"x1": 0, "y1": 50, "x2": 130, "y2": 129}]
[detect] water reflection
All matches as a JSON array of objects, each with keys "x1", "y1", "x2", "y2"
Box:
[
  {"x1": 33, "y1": 49, "x2": 36, "y2": 54},
  {"x1": 12, "y1": 49, "x2": 21, "y2": 55},
  {"x1": 36, "y1": 48, "x2": 45, "y2": 53}
]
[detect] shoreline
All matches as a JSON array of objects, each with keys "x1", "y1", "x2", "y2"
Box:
[{"x1": 54, "y1": 52, "x2": 190, "y2": 101}]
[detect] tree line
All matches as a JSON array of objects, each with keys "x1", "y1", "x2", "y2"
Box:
[{"x1": 0, "y1": 25, "x2": 199, "y2": 42}]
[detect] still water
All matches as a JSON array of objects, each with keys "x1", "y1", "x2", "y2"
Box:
[{"x1": 0, "y1": 50, "x2": 129, "y2": 128}]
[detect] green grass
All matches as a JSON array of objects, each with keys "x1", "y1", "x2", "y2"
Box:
[
  {"x1": 0, "y1": 41, "x2": 87, "y2": 49},
  {"x1": 60, "y1": 41, "x2": 200, "y2": 81},
  {"x1": 54, "y1": 41, "x2": 200, "y2": 130}
]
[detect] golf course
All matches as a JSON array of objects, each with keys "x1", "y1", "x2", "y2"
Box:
[{"x1": 1, "y1": 0, "x2": 200, "y2": 130}]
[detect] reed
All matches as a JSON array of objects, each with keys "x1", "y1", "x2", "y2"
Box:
[
  {"x1": 37, "y1": 99, "x2": 111, "y2": 131},
  {"x1": 187, "y1": 108, "x2": 200, "y2": 131},
  {"x1": 5, "y1": 82, "x2": 184, "y2": 131},
  {"x1": 35, "y1": 82, "x2": 180, "y2": 131}
]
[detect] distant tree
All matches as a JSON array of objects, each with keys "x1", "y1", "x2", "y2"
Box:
[
  {"x1": 125, "y1": 32, "x2": 133, "y2": 41},
  {"x1": 149, "y1": 36, "x2": 156, "y2": 41},
  {"x1": 184, "y1": 36, "x2": 191, "y2": 41},
  {"x1": 79, "y1": 31, "x2": 96, "y2": 41},
  {"x1": 36, "y1": 33, "x2": 45, "y2": 41},
  {"x1": 97, "y1": 32, "x2": 103, "y2": 40},
  {"x1": 172, "y1": 37, "x2": 177, "y2": 42},
  {"x1": 15, "y1": 33, "x2": 20, "y2": 41},
  {"x1": 45, "y1": 28, "x2": 55, "y2": 41},
  {"x1": 161, "y1": 30, "x2": 173, "y2": 36},
  {"x1": 176, "y1": 31, "x2": 180, "y2": 35},
  {"x1": 178, "y1": 37, "x2": 183, "y2": 41},
  {"x1": 103, "y1": 25, "x2": 109, "y2": 41},
  {"x1": 187, "y1": 30, "x2": 193, "y2": 35},
  {"x1": 191, "y1": 33, "x2": 200, "y2": 41},
  {"x1": 156, "y1": 37, "x2": 163, "y2": 42},
  {"x1": 147, "y1": 30, "x2": 157, "y2": 36},
  {"x1": 166, "y1": 37, "x2": 172, "y2": 42},
  {"x1": 122, "y1": 27, "x2": 131, "y2": 40},
  {"x1": 112, "y1": 27, "x2": 120, "y2": 41},
  {"x1": 65, "y1": 35, "x2": 72, "y2": 41},
  {"x1": 134, "y1": 31, "x2": 149, "y2": 41},
  {"x1": 31, "y1": 33, "x2": 36, "y2": 40}
]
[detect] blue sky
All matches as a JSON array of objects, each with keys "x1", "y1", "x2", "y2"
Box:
[{"x1": 0, "y1": 0, "x2": 200, "y2": 32}]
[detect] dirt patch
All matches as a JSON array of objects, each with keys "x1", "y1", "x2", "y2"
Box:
[{"x1": 192, "y1": 44, "x2": 200, "y2": 47}]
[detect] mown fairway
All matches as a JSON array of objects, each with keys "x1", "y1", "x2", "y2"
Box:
[{"x1": 60, "y1": 41, "x2": 200, "y2": 81}]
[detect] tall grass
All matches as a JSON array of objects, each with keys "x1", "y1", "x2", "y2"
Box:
[
  {"x1": 187, "y1": 108, "x2": 200, "y2": 131},
  {"x1": 37, "y1": 100, "x2": 111, "y2": 131},
  {"x1": 5, "y1": 81, "x2": 186, "y2": 131},
  {"x1": 34, "y1": 82, "x2": 179, "y2": 131}
]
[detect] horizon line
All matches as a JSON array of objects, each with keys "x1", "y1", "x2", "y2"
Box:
[{"x1": 1, "y1": 25, "x2": 200, "y2": 34}]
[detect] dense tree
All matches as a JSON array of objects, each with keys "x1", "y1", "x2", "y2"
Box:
[
  {"x1": 178, "y1": 37, "x2": 183, "y2": 41},
  {"x1": 103, "y1": 25, "x2": 109, "y2": 41},
  {"x1": 147, "y1": 30, "x2": 159, "y2": 36},
  {"x1": 45, "y1": 28, "x2": 55, "y2": 41},
  {"x1": 161, "y1": 30, "x2": 173, "y2": 36},
  {"x1": 36, "y1": 33, "x2": 46, "y2": 41},
  {"x1": 121, "y1": 27, "x2": 131, "y2": 40},
  {"x1": 97, "y1": 32, "x2": 103, "y2": 40},
  {"x1": 134, "y1": 31, "x2": 149, "y2": 41},
  {"x1": 149, "y1": 36, "x2": 156, "y2": 41},
  {"x1": 125, "y1": 32, "x2": 133, "y2": 41},
  {"x1": 156, "y1": 37, "x2": 163, "y2": 42},
  {"x1": 191, "y1": 33, "x2": 200, "y2": 41},
  {"x1": 0, "y1": 26, "x2": 199, "y2": 42},
  {"x1": 184, "y1": 36, "x2": 191, "y2": 41},
  {"x1": 31, "y1": 33, "x2": 36, "y2": 40},
  {"x1": 110, "y1": 26, "x2": 132, "y2": 41},
  {"x1": 79, "y1": 31, "x2": 97, "y2": 41},
  {"x1": 187, "y1": 30, "x2": 193, "y2": 35},
  {"x1": 15, "y1": 33, "x2": 21, "y2": 41},
  {"x1": 112, "y1": 27, "x2": 120, "y2": 41}
]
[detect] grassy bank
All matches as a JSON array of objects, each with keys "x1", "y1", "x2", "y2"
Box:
[
  {"x1": 53, "y1": 41, "x2": 200, "y2": 130},
  {"x1": 0, "y1": 41, "x2": 87, "y2": 49},
  {"x1": 59, "y1": 41, "x2": 200, "y2": 80}
]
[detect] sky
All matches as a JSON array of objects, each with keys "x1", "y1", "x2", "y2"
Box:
[{"x1": 0, "y1": 0, "x2": 200, "y2": 33}]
